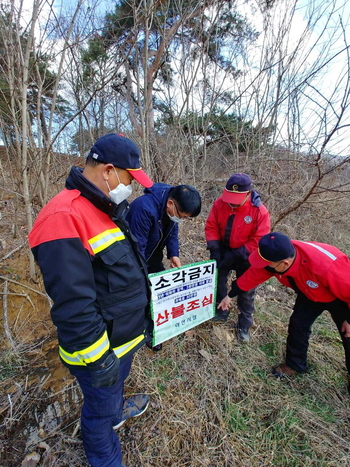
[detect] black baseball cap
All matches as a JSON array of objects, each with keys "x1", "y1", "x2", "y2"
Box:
[{"x1": 89, "y1": 133, "x2": 153, "y2": 188}]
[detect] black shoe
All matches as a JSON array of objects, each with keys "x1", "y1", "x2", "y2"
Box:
[
  {"x1": 211, "y1": 311, "x2": 230, "y2": 322},
  {"x1": 146, "y1": 341, "x2": 163, "y2": 351},
  {"x1": 237, "y1": 327, "x2": 250, "y2": 342}
]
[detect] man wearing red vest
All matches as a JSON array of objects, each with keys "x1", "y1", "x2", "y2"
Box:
[
  {"x1": 218, "y1": 232, "x2": 350, "y2": 387},
  {"x1": 205, "y1": 173, "x2": 270, "y2": 342}
]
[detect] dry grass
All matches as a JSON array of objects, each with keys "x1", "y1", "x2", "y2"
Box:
[
  {"x1": 1, "y1": 152, "x2": 350, "y2": 466},
  {"x1": 119, "y1": 295, "x2": 350, "y2": 467},
  {"x1": 1, "y1": 217, "x2": 350, "y2": 466}
]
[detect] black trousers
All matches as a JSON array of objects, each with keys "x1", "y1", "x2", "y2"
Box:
[
  {"x1": 217, "y1": 259, "x2": 255, "y2": 328},
  {"x1": 286, "y1": 295, "x2": 350, "y2": 375}
]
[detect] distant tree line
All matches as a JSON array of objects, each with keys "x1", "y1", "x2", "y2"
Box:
[{"x1": 0, "y1": 0, "x2": 349, "y2": 276}]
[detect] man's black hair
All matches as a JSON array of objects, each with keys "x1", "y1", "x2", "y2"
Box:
[
  {"x1": 169, "y1": 185, "x2": 201, "y2": 217},
  {"x1": 85, "y1": 154, "x2": 102, "y2": 167}
]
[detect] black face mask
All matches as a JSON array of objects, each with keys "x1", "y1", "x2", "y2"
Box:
[{"x1": 265, "y1": 265, "x2": 288, "y2": 275}]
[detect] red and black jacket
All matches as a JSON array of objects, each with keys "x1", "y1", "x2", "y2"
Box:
[{"x1": 29, "y1": 167, "x2": 151, "y2": 369}]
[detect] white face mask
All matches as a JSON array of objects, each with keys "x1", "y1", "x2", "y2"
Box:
[
  {"x1": 168, "y1": 213, "x2": 185, "y2": 223},
  {"x1": 167, "y1": 200, "x2": 185, "y2": 224},
  {"x1": 106, "y1": 168, "x2": 133, "y2": 204}
]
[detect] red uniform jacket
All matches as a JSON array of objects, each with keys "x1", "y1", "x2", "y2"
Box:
[
  {"x1": 205, "y1": 191, "x2": 271, "y2": 253},
  {"x1": 233, "y1": 240, "x2": 350, "y2": 309}
]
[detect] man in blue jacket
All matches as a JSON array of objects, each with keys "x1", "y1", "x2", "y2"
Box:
[
  {"x1": 127, "y1": 183, "x2": 201, "y2": 273},
  {"x1": 29, "y1": 133, "x2": 153, "y2": 467},
  {"x1": 127, "y1": 183, "x2": 201, "y2": 351}
]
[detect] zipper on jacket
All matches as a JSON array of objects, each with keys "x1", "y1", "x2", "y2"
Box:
[{"x1": 146, "y1": 219, "x2": 175, "y2": 262}]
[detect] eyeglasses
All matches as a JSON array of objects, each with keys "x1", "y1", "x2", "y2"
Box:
[{"x1": 172, "y1": 200, "x2": 190, "y2": 220}]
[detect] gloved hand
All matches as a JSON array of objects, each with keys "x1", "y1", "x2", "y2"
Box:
[
  {"x1": 207, "y1": 240, "x2": 222, "y2": 264},
  {"x1": 218, "y1": 246, "x2": 249, "y2": 269},
  {"x1": 87, "y1": 350, "x2": 120, "y2": 388},
  {"x1": 218, "y1": 250, "x2": 237, "y2": 270},
  {"x1": 209, "y1": 249, "x2": 221, "y2": 264}
]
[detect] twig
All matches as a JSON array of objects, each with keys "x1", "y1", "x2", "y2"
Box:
[
  {"x1": 3, "y1": 280, "x2": 18, "y2": 352},
  {"x1": 71, "y1": 420, "x2": 81, "y2": 438},
  {"x1": 0, "y1": 242, "x2": 26, "y2": 262},
  {"x1": 7, "y1": 394, "x2": 13, "y2": 420},
  {"x1": 0, "y1": 275, "x2": 52, "y2": 306},
  {"x1": 0, "y1": 292, "x2": 32, "y2": 298}
]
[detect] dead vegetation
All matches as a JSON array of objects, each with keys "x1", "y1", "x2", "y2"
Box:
[
  {"x1": 1, "y1": 214, "x2": 350, "y2": 467},
  {"x1": 1, "y1": 148, "x2": 350, "y2": 466}
]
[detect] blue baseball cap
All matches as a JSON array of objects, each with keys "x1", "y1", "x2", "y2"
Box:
[
  {"x1": 89, "y1": 133, "x2": 153, "y2": 188},
  {"x1": 249, "y1": 232, "x2": 295, "y2": 268}
]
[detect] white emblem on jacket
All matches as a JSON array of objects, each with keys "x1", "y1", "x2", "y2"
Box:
[
  {"x1": 306, "y1": 280, "x2": 318, "y2": 288},
  {"x1": 244, "y1": 216, "x2": 252, "y2": 224}
]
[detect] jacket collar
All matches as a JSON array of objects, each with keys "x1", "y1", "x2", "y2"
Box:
[{"x1": 143, "y1": 183, "x2": 173, "y2": 215}]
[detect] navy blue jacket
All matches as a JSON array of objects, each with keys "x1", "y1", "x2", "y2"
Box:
[{"x1": 126, "y1": 183, "x2": 179, "y2": 261}]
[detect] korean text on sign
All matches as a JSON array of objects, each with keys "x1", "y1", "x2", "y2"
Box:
[{"x1": 148, "y1": 260, "x2": 217, "y2": 346}]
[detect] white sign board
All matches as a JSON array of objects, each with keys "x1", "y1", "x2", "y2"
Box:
[{"x1": 148, "y1": 260, "x2": 217, "y2": 346}]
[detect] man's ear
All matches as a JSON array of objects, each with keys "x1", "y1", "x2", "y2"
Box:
[
  {"x1": 102, "y1": 164, "x2": 114, "y2": 180},
  {"x1": 283, "y1": 258, "x2": 293, "y2": 268}
]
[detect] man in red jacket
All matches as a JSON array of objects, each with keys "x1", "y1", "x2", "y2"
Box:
[
  {"x1": 205, "y1": 173, "x2": 270, "y2": 342},
  {"x1": 218, "y1": 232, "x2": 350, "y2": 386}
]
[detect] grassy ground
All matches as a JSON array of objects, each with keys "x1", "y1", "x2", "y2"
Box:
[
  {"x1": 1, "y1": 280, "x2": 349, "y2": 466},
  {"x1": 117, "y1": 291, "x2": 350, "y2": 467},
  {"x1": 1, "y1": 216, "x2": 350, "y2": 466}
]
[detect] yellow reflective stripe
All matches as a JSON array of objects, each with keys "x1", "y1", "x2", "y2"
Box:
[
  {"x1": 59, "y1": 331, "x2": 110, "y2": 366},
  {"x1": 79, "y1": 331, "x2": 110, "y2": 363},
  {"x1": 59, "y1": 350, "x2": 86, "y2": 366},
  {"x1": 112, "y1": 334, "x2": 145, "y2": 358},
  {"x1": 88, "y1": 228, "x2": 125, "y2": 254},
  {"x1": 59, "y1": 332, "x2": 146, "y2": 366},
  {"x1": 225, "y1": 188, "x2": 249, "y2": 194}
]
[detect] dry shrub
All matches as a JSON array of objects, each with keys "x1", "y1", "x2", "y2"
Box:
[{"x1": 1, "y1": 140, "x2": 350, "y2": 466}]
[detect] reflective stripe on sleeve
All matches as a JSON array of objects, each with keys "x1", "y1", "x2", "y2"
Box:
[
  {"x1": 112, "y1": 334, "x2": 145, "y2": 358},
  {"x1": 303, "y1": 242, "x2": 337, "y2": 261},
  {"x1": 59, "y1": 332, "x2": 146, "y2": 366},
  {"x1": 88, "y1": 228, "x2": 125, "y2": 254},
  {"x1": 59, "y1": 331, "x2": 110, "y2": 366}
]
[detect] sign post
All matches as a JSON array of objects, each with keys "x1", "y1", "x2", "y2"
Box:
[{"x1": 148, "y1": 260, "x2": 217, "y2": 346}]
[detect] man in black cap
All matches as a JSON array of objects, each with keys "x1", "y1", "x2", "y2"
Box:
[
  {"x1": 205, "y1": 173, "x2": 270, "y2": 342},
  {"x1": 218, "y1": 232, "x2": 350, "y2": 388},
  {"x1": 29, "y1": 133, "x2": 153, "y2": 467}
]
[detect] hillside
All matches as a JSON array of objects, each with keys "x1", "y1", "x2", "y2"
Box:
[{"x1": 0, "y1": 158, "x2": 350, "y2": 466}]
